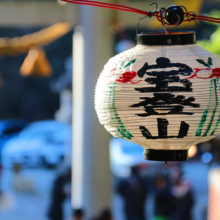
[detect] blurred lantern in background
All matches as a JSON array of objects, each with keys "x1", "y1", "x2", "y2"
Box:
[
  {"x1": 94, "y1": 5, "x2": 220, "y2": 164},
  {"x1": 20, "y1": 47, "x2": 52, "y2": 77},
  {"x1": 188, "y1": 145, "x2": 198, "y2": 158}
]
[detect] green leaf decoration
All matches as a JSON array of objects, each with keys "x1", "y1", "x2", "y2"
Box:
[
  {"x1": 120, "y1": 60, "x2": 124, "y2": 68},
  {"x1": 208, "y1": 57, "x2": 213, "y2": 66},
  {"x1": 196, "y1": 59, "x2": 211, "y2": 68},
  {"x1": 124, "y1": 59, "x2": 136, "y2": 68}
]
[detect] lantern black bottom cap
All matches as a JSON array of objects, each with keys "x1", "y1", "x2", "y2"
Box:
[{"x1": 144, "y1": 149, "x2": 188, "y2": 162}]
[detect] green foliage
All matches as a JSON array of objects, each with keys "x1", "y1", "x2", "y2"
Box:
[
  {"x1": 197, "y1": 9, "x2": 220, "y2": 58},
  {"x1": 204, "y1": 10, "x2": 220, "y2": 26},
  {"x1": 198, "y1": 26, "x2": 220, "y2": 58}
]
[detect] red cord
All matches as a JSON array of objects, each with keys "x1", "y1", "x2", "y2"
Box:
[
  {"x1": 61, "y1": 0, "x2": 161, "y2": 18},
  {"x1": 61, "y1": 0, "x2": 220, "y2": 24},
  {"x1": 62, "y1": 0, "x2": 152, "y2": 16}
]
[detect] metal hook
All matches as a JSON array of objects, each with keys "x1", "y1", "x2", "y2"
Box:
[
  {"x1": 164, "y1": 161, "x2": 168, "y2": 169},
  {"x1": 160, "y1": 9, "x2": 170, "y2": 35},
  {"x1": 149, "y1": 2, "x2": 158, "y2": 13},
  {"x1": 188, "y1": 11, "x2": 197, "y2": 23},
  {"x1": 136, "y1": 2, "x2": 159, "y2": 37},
  {"x1": 179, "y1": 6, "x2": 192, "y2": 21},
  {"x1": 136, "y1": 16, "x2": 148, "y2": 37},
  {"x1": 179, "y1": 7, "x2": 197, "y2": 33},
  {"x1": 188, "y1": 11, "x2": 197, "y2": 36}
]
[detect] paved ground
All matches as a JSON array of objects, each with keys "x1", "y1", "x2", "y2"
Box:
[
  {"x1": 0, "y1": 168, "x2": 71, "y2": 220},
  {"x1": 0, "y1": 161, "x2": 215, "y2": 220}
]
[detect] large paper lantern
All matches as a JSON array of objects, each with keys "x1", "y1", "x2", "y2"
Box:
[
  {"x1": 95, "y1": 31, "x2": 220, "y2": 162},
  {"x1": 59, "y1": 0, "x2": 220, "y2": 163}
]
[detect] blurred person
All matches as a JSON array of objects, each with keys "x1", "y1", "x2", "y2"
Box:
[
  {"x1": 71, "y1": 208, "x2": 84, "y2": 220},
  {"x1": 0, "y1": 161, "x2": 2, "y2": 193},
  {"x1": 0, "y1": 161, "x2": 2, "y2": 175},
  {"x1": 12, "y1": 163, "x2": 35, "y2": 192},
  {"x1": 0, "y1": 191, "x2": 15, "y2": 212},
  {"x1": 99, "y1": 209, "x2": 112, "y2": 220},
  {"x1": 168, "y1": 167, "x2": 194, "y2": 220},
  {"x1": 0, "y1": 164, "x2": 15, "y2": 212},
  {"x1": 48, "y1": 175, "x2": 66, "y2": 220},
  {"x1": 91, "y1": 209, "x2": 112, "y2": 220},
  {"x1": 154, "y1": 176, "x2": 170, "y2": 220},
  {"x1": 116, "y1": 165, "x2": 149, "y2": 220},
  {"x1": 0, "y1": 163, "x2": 15, "y2": 211},
  {"x1": 48, "y1": 168, "x2": 71, "y2": 220}
]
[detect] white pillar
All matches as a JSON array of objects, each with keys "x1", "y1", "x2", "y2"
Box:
[
  {"x1": 208, "y1": 168, "x2": 220, "y2": 220},
  {"x1": 72, "y1": 5, "x2": 113, "y2": 218}
]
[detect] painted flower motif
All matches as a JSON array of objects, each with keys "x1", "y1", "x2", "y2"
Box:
[
  {"x1": 111, "y1": 59, "x2": 142, "y2": 84},
  {"x1": 116, "y1": 71, "x2": 139, "y2": 83},
  {"x1": 187, "y1": 57, "x2": 220, "y2": 79}
]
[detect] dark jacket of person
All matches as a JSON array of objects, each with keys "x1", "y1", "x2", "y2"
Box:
[
  {"x1": 91, "y1": 209, "x2": 112, "y2": 220},
  {"x1": 48, "y1": 175, "x2": 67, "y2": 220},
  {"x1": 169, "y1": 189, "x2": 194, "y2": 220},
  {"x1": 155, "y1": 187, "x2": 171, "y2": 218},
  {"x1": 117, "y1": 167, "x2": 148, "y2": 220}
]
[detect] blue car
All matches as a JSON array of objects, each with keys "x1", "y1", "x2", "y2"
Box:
[
  {"x1": 0, "y1": 119, "x2": 27, "y2": 151},
  {"x1": 110, "y1": 137, "x2": 147, "y2": 177},
  {"x1": 1, "y1": 120, "x2": 71, "y2": 168}
]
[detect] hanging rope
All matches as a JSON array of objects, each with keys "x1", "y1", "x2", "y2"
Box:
[
  {"x1": 61, "y1": 0, "x2": 220, "y2": 24},
  {"x1": 62, "y1": 0, "x2": 159, "y2": 17}
]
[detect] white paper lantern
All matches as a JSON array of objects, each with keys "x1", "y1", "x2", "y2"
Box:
[{"x1": 95, "y1": 32, "x2": 220, "y2": 161}]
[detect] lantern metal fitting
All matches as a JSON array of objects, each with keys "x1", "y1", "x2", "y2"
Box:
[{"x1": 165, "y1": 5, "x2": 185, "y2": 26}]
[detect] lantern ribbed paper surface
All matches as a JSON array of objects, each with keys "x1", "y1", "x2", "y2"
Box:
[{"x1": 95, "y1": 43, "x2": 220, "y2": 151}]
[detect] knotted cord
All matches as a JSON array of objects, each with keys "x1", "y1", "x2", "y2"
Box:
[{"x1": 61, "y1": 0, "x2": 220, "y2": 24}]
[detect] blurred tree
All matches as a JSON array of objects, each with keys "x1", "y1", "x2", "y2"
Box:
[{"x1": 198, "y1": 10, "x2": 220, "y2": 58}]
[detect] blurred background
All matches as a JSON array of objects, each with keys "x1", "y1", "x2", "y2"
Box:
[{"x1": 0, "y1": 0, "x2": 220, "y2": 220}]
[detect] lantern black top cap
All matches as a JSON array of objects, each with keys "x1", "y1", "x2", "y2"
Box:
[{"x1": 137, "y1": 31, "x2": 196, "y2": 46}]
